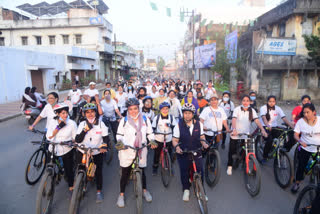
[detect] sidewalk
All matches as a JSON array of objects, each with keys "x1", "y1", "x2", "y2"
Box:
[{"x1": 0, "y1": 84, "x2": 105, "y2": 123}]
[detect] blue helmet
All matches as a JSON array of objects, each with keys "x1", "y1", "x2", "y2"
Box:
[
  {"x1": 159, "y1": 101, "x2": 170, "y2": 110},
  {"x1": 143, "y1": 96, "x2": 153, "y2": 103}
]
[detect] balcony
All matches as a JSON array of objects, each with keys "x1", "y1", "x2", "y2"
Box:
[{"x1": 97, "y1": 43, "x2": 113, "y2": 54}]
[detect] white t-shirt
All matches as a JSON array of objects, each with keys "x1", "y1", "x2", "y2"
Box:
[
  {"x1": 142, "y1": 110, "x2": 155, "y2": 122},
  {"x1": 146, "y1": 85, "x2": 152, "y2": 95},
  {"x1": 76, "y1": 120, "x2": 108, "y2": 155},
  {"x1": 152, "y1": 115, "x2": 177, "y2": 142},
  {"x1": 40, "y1": 104, "x2": 56, "y2": 128},
  {"x1": 219, "y1": 100, "x2": 235, "y2": 118},
  {"x1": 127, "y1": 91, "x2": 136, "y2": 99},
  {"x1": 150, "y1": 91, "x2": 159, "y2": 99},
  {"x1": 167, "y1": 98, "x2": 182, "y2": 118},
  {"x1": 173, "y1": 121, "x2": 204, "y2": 138},
  {"x1": 46, "y1": 119, "x2": 77, "y2": 156},
  {"x1": 100, "y1": 99, "x2": 118, "y2": 121},
  {"x1": 116, "y1": 92, "x2": 128, "y2": 113},
  {"x1": 116, "y1": 116, "x2": 154, "y2": 167},
  {"x1": 231, "y1": 106, "x2": 258, "y2": 139},
  {"x1": 259, "y1": 105, "x2": 286, "y2": 127},
  {"x1": 205, "y1": 87, "x2": 217, "y2": 99},
  {"x1": 84, "y1": 88, "x2": 99, "y2": 97},
  {"x1": 294, "y1": 116, "x2": 320, "y2": 153},
  {"x1": 200, "y1": 106, "x2": 227, "y2": 136},
  {"x1": 68, "y1": 89, "x2": 82, "y2": 105}
]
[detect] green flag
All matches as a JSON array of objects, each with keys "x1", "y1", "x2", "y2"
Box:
[
  {"x1": 250, "y1": 20, "x2": 254, "y2": 26},
  {"x1": 200, "y1": 18, "x2": 207, "y2": 26},
  {"x1": 180, "y1": 12, "x2": 184, "y2": 22},
  {"x1": 206, "y1": 36, "x2": 210, "y2": 41},
  {"x1": 150, "y1": 2, "x2": 158, "y2": 11},
  {"x1": 226, "y1": 29, "x2": 229, "y2": 34},
  {"x1": 166, "y1": 8, "x2": 171, "y2": 17},
  {"x1": 223, "y1": 23, "x2": 226, "y2": 30},
  {"x1": 208, "y1": 20, "x2": 213, "y2": 29},
  {"x1": 196, "y1": 39, "x2": 200, "y2": 44}
]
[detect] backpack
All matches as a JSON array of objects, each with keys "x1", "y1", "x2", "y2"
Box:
[{"x1": 123, "y1": 115, "x2": 148, "y2": 127}]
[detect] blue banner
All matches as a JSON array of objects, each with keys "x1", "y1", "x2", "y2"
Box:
[
  {"x1": 194, "y1": 43, "x2": 216, "y2": 69},
  {"x1": 225, "y1": 30, "x2": 238, "y2": 63}
]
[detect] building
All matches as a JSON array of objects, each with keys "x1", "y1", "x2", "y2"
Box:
[
  {"x1": 238, "y1": 0, "x2": 320, "y2": 100},
  {"x1": 144, "y1": 59, "x2": 157, "y2": 72}
]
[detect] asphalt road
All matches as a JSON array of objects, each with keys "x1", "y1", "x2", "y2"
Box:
[{"x1": 0, "y1": 114, "x2": 299, "y2": 214}]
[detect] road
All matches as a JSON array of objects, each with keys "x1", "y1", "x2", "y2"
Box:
[{"x1": 0, "y1": 110, "x2": 299, "y2": 214}]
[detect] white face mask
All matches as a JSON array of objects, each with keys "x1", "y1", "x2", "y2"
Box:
[
  {"x1": 87, "y1": 118, "x2": 95, "y2": 124},
  {"x1": 130, "y1": 112, "x2": 140, "y2": 120},
  {"x1": 223, "y1": 97, "x2": 229, "y2": 102}
]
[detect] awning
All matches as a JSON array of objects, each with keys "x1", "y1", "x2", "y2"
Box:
[{"x1": 27, "y1": 65, "x2": 55, "y2": 70}]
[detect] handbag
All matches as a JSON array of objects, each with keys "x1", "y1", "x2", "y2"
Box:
[{"x1": 210, "y1": 107, "x2": 223, "y2": 143}]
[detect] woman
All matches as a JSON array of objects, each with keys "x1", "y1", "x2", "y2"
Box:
[
  {"x1": 291, "y1": 103, "x2": 320, "y2": 193},
  {"x1": 115, "y1": 98, "x2": 157, "y2": 208},
  {"x1": 31, "y1": 87, "x2": 47, "y2": 108},
  {"x1": 47, "y1": 103, "x2": 77, "y2": 195},
  {"x1": 292, "y1": 95, "x2": 311, "y2": 125},
  {"x1": 75, "y1": 103, "x2": 109, "y2": 203},
  {"x1": 22, "y1": 87, "x2": 37, "y2": 110},
  {"x1": 197, "y1": 92, "x2": 208, "y2": 114},
  {"x1": 154, "y1": 89, "x2": 167, "y2": 112},
  {"x1": 181, "y1": 90, "x2": 199, "y2": 115},
  {"x1": 167, "y1": 90, "x2": 182, "y2": 122},
  {"x1": 29, "y1": 92, "x2": 59, "y2": 130},
  {"x1": 227, "y1": 95, "x2": 268, "y2": 175},
  {"x1": 141, "y1": 96, "x2": 155, "y2": 122},
  {"x1": 137, "y1": 87, "x2": 147, "y2": 109},
  {"x1": 219, "y1": 91, "x2": 235, "y2": 148},
  {"x1": 150, "y1": 86, "x2": 159, "y2": 99},
  {"x1": 116, "y1": 85, "x2": 128, "y2": 117},
  {"x1": 127, "y1": 84, "x2": 136, "y2": 99},
  {"x1": 249, "y1": 91, "x2": 258, "y2": 112},
  {"x1": 204, "y1": 81, "x2": 217, "y2": 100}
]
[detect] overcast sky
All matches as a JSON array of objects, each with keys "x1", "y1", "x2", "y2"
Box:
[{"x1": 1, "y1": 0, "x2": 282, "y2": 61}]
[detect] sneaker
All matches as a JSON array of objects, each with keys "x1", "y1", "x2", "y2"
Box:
[
  {"x1": 227, "y1": 166, "x2": 232, "y2": 175},
  {"x1": 152, "y1": 167, "x2": 158, "y2": 176},
  {"x1": 143, "y1": 190, "x2": 152, "y2": 202},
  {"x1": 291, "y1": 183, "x2": 300, "y2": 194},
  {"x1": 183, "y1": 190, "x2": 190, "y2": 202},
  {"x1": 96, "y1": 192, "x2": 104, "y2": 203},
  {"x1": 117, "y1": 195, "x2": 125, "y2": 208}
]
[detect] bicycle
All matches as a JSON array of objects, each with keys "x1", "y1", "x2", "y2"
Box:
[
  {"x1": 255, "y1": 125, "x2": 294, "y2": 188},
  {"x1": 203, "y1": 129, "x2": 222, "y2": 188},
  {"x1": 101, "y1": 116, "x2": 114, "y2": 165},
  {"x1": 35, "y1": 140, "x2": 72, "y2": 214},
  {"x1": 117, "y1": 143, "x2": 151, "y2": 214},
  {"x1": 174, "y1": 139, "x2": 209, "y2": 214},
  {"x1": 69, "y1": 144, "x2": 107, "y2": 214},
  {"x1": 154, "y1": 131, "x2": 173, "y2": 188},
  {"x1": 293, "y1": 181, "x2": 320, "y2": 214},
  {"x1": 232, "y1": 133, "x2": 261, "y2": 197},
  {"x1": 25, "y1": 129, "x2": 47, "y2": 185}
]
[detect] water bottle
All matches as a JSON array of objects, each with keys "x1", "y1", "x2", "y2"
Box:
[
  {"x1": 58, "y1": 157, "x2": 64, "y2": 168},
  {"x1": 305, "y1": 159, "x2": 315, "y2": 174}
]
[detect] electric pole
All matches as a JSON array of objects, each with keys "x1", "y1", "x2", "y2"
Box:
[{"x1": 114, "y1": 33, "x2": 117, "y2": 81}]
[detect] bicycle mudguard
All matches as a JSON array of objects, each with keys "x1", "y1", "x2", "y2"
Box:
[{"x1": 246, "y1": 153, "x2": 257, "y2": 174}]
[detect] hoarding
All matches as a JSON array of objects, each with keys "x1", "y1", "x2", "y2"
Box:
[
  {"x1": 256, "y1": 38, "x2": 297, "y2": 55},
  {"x1": 194, "y1": 43, "x2": 216, "y2": 69},
  {"x1": 225, "y1": 30, "x2": 238, "y2": 63}
]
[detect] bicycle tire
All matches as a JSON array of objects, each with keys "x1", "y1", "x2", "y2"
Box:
[
  {"x1": 195, "y1": 177, "x2": 208, "y2": 214},
  {"x1": 25, "y1": 148, "x2": 47, "y2": 185},
  {"x1": 293, "y1": 184, "x2": 318, "y2": 214},
  {"x1": 293, "y1": 145, "x2": 299, "y2": 182},
  {"x1": 204, "y1": 149, "x2": 221, "y2": 188},
  {"x1": 103, "y1": 140, "x2": 113, "y2": 165},
  {"x1": 134, "y1": 171, "x2": 143, "y2": 214},
  {"x1": 254, "y1": 135, "x2": 264, "y2": 163},
  {"x1": 35, "y1": 170, "x2": 55, "y2": 214},
  {"x1": 69, "y1": 172, "x2": 84, "y2": 214},
  {"x1": 273, "y1": 151, "x2": 293, "y2": 188},
  {"x1": 160, "y1": 151, "x2": 172, "y2": 188},
  {"x1": 244, "y1": 155, "x2": 261, "y2": 197}
]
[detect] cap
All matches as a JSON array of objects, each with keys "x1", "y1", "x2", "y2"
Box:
[
  {"x1": 89, "y1": 82, "x2": 96, "y2": 86},
  {"x1": 209, "y1": 94, "x2": 219, "y2": 100}
]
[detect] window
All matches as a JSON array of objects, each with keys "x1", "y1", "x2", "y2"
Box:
[
  {"x1": 49, "y1": 36, "x2": 55, "y2": 45},
  {"x1": 75, "y1": 34, "x2": 82, "y2": 44},
  {"x1": 35, "y1": 36, "x2": 42, "y2": 45},
  {"x1": 0, "y1": 37, "x2": 4, "y2": 46},
  {"x1": 21, "y1": 36, "x2": 28, "y2": 45},
  {"x1": 279, "y1": 23, "x2": 286, "y2": 37},
  {"x1": 62, "y1": 35, "x2": 69, "y2": 44}
]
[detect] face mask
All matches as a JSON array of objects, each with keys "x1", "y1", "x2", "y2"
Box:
[
  {"x1": 241, "y1": 104, "x2": 249, "y2": 109},
  {"x1": 88, "y1": 118, "x2": 95, "y2": 124},
  {"x1": 250, "y1": 96, "x2": 256, "y2": 101},
  {"x1": 160, "y1": 94, "x2": 165, "y2": 97},
  {"x1": 161, "y1": 112, "x2": 168, "y2": 117},
  {"x1": 182, "y1": 83, "x2": 185, "y2": 86},
  {"x1": 128, "y1": 86, "x2": 132, "y2": 89},
  {"x1": 130, "y1": 112, "x2": 140, "y2": 120},
  {"x1": 223, "y1": 97, "x2": 229, "y2": 102},
  {"x1": 105, "y1": 95, "x2": 111, "y2": 100}
]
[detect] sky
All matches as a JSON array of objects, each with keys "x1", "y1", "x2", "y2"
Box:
[{"x1": 1, "y1": 0, "x2": 283, "y2": 61}]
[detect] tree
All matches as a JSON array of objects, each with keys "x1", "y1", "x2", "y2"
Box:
[
  {"x1": 157, "y1": 57, "x2": 166, "y2": 72},
  {"x1": 303, "y1": 28, "x2": 320, "y2": 67}
]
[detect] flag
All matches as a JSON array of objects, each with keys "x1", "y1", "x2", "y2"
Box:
[
  {"x1": 208, "y1": 20, "x2": 213, "y2": 29},
  {"x1": 201, "y1": 18, "x2": 207, "y2": 26},
  {"x1": 206, "y1": 36, "x2": 210, "y2": 41},
  {"x1": 166, "y1": 8, "x2": 171, "y2": 17},
  {"x1": 226, "y1": 29, "x2": 229, "y2": 34},
  {"x1": 150, "y1": 2, "x2": 158, "y2": 11},
  {"x1": 223, "y1": 23, "x2": 226, "y2": 30},
  {"x1": 180, "y1": 12, "x2": 184, "y2": 22},
  {"x1": 250, "y1": 20, "x2": 254, "y2": 26}
]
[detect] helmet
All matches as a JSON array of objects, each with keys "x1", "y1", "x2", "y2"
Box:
[
  {"x1": 159, "y1": 102, "x2": 170, "y2": 110},
  {"x1": 126, "y1": 98, "x2": 140, "y2": 108},
  {"x1": 222, "y1": 90, "x2": 231, "y2": 97},
  {"x1": 53, "y1": 103, "x2": 69, "y2": 114},
  {"x1": 82, "y1": 103, "x2": 97, "y2": 112},
  {"x1": 181, "y1": 103, "x2": 196, "y2": 113},
  {"x1": 143, "y1": 96, "x2": 153, "y2": 103}
]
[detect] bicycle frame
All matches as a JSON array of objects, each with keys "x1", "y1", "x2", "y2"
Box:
[
  {"x1": 154, "y1": 132, "x2": 172, "y2": 169},
  {"x1": 235, "y1": 134, "x2": 257, "y2": 174}
]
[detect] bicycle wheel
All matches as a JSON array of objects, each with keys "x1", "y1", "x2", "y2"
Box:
[
  {"x1": 134, "y1": 171, "x2": 143, "y2": 214},
  {"x1": 194, "y1": 177, "x2": 208, "y2": 214},
  {"x1": 255, "y1": 135, "x2": 264, "y2": 163},
  {"x1": 160, "y1": 151, "x2": 172, "y2": 188},
  {"x1": 204, "y1": 149, "x2": 221, "y2": 188},
  {"x1": 25, "y1": 148, "x2": 47, "y2": 185},
  {"x1": 293, "y1": 184, "x2": 317, "y2": 214},
  {"x1": 69, "y1": 172, "x2": 84, "y2": 214},
  {"x1": 103, "y1": 140, "x2": 113, "y2": 165},
  {"x1": 35, "y1": 170, "x2": 55, "y2": 214},
  {"x1": 273, "y1": 151, "x2": 293, "y2": 188},
  {"x1": 244, "y1": 154, "x2": 261, "y2": 197},
  {"x1": 293, "y1": 145, "x2": 299, "y2": 182}
]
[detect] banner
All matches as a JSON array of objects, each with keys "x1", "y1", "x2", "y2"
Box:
[
  {"x1": 256, "y1": 38, "x2": 297, "y2": 55},
  {"x1": 194, "y1": 43, "x2": 216, "y2": 69},
  {"x1": 225, "y1": 30, "x2": 238, "y2": 63}
]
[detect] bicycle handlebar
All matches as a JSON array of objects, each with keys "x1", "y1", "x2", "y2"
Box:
[
  {"x1": 174, "y1": 139, "x2": 209, "y2": 154},
  {"x1": 28, "y1": 129, "x2": 46, "y2": 135},
  {"x1": 117, "y1": 143, "x2": 150, "y2": 151},
  {"x1": 203, "y1": 129, "x2": 230, "y2": 134},
  {"x1": 154, "y1": 132, "x2": 173, "y2": 135}
]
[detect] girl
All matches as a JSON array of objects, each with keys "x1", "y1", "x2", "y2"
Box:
[
  {"x1": 219, "y1": 91, "x2": 235, "y2": 149},
  {"x1": 181, "y1": 90, "x2": 199, "y2": 115},
  {"x1": 292, "y1": 95, "x2": 311, "y2": 125},
  {"x1": 154, "y1": 89, "x2": 167, "y2": 112},
  {"x1": 141, "y1": 96, "x2": 155, "y2": 122},
  {"x1": 116, "y1": 85, "x2": 128, "y2": 117},
  {"x1": 167, "y1": 90, "x2": 182, "y2": 122},
  {"x1": 127, "y1": 84, "x2": 136, "y2": 99},
  {"x1": 150, "y1": 86, "x2": 159, "y2": 99}
]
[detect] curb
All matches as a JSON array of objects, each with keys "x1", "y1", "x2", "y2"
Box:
[{"x1": 0, "y1": 113, "x2": 22, "y2": 123}]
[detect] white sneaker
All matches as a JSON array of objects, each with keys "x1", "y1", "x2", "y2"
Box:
[
  {"x1": 143, "y1": 190, "x2": 152, "y2": 202},
  {"x1": 227, "y1": 166, "x2": 232, "y2": 175},
  {"x1": 117, "y1": 195, "x2": 125, "y2": 208},
  {"x1": 183, "y1": 190, "x2": 190, "y2": 202}
]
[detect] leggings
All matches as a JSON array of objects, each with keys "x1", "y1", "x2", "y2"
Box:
[
  {"x1": 227, "y1": 139, "x2": 239, "y2": 167},
  {"x1": 263, "y1": 127, "x2": 282, "y2": 158},
  {"x1": 76, "y1": 151, "x2": 104, "y2": 190},
  {"x1": 153, "y1": 141, "x2": 172, "y2": 168},
  {"x1": 120, "y1": 165, "x2": 146, "y2": 193},
  {"x1": 295, "y1": 148, "x2": 313, "y2": 182}
]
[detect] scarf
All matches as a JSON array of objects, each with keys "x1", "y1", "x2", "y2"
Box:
[{"x1": 127, "y1": 113, "x2": 143, "y2": 158}]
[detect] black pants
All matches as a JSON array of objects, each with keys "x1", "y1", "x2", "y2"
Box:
[
  {"x1": 76, "y1": 151, "x2": 104, "y2": 190},
  {"x1": 153, "y1": 141, "x2": 172, "y2": 168},
  {"x1": 71, "y1": 106, "x2": 78, "y2": 120},
  {"x1": 222, "y1": 126, "x2": 228, "y2": 144},
  {"x1": 263, "y1": 127, "x2": 282, "y2": 158},
  {"x1": 295, "y1": 148, "x2": 313, "y2": 182},
  {"x1": 120, "y1": 166, "x2": 146, "y2": 193},
  {"x1": 227, "y1": 139, "x2": 240, "y2": 167}
]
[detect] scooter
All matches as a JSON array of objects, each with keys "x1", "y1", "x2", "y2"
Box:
[{"x1": 24, "y1": 106, "x2": 40, "y2": 125}]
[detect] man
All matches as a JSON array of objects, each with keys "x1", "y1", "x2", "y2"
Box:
[
  {"x1": 83, "y1": 82, "x2": 99, "y2": 102},
  {"x1": 66, "y1": 83, "x2": 83, "y2": 120},
  {"x1": 74, "y1": 73, "x2": 80, "y2": 86},
  {"x1": 105, "y1": 82, "x2": 116, "y2": 99},
  {"x1": 172, "y1": 103, "x2": 209, "y2": 201}
]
